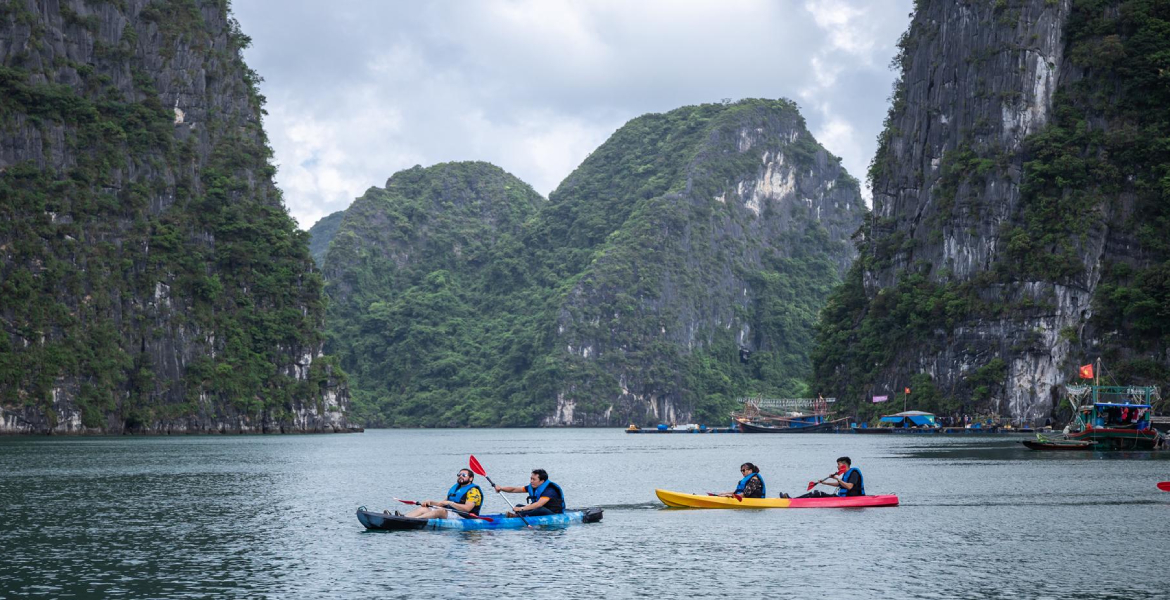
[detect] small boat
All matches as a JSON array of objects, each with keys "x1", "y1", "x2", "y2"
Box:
[
  {"x1": 850, "y1": 424, "x2": 894, "y2": 434},
  {"x1": 1021, "y1": 439, "x2": 1094, "y2": 451},
  {"x1": 356, "y1": 507, "x2": 604, "y2": 531},
  {"x1": 655, "y1": 489, "x2": 898, "y2": 509},
  {"x1": 737, "y1": 420, "x2": 840, "y2": 433}
]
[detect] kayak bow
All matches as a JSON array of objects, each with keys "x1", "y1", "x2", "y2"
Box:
[{"x1": 656, "y1": 489, "x2": 898, "y2": 509}]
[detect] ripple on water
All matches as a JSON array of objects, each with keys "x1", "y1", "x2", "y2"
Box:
[{"x1": 1, "y1": 431, "x2": 1168, "y2": 598}]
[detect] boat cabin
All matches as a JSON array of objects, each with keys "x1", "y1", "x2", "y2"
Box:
[{"x1": 1078, "y1": 403, "x2": 1152, "y2": 430}]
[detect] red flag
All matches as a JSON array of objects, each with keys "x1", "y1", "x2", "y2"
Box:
[
  {"x1": 904, "y1": 387, "x2": 911, "y2": 395},
  {"x1": 1079, "y1": 364, "x2": 1094, "y2": 379}
]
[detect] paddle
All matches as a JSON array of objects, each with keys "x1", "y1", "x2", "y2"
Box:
[
  {"x1": 706, "y1": 492, "x2": 744, "y2": 501},
  {"x1": 393, "y1": 497, "x2": 494, "y2": 522},
  {"x1": 468, "y1": 455, "x2": 532, "y2": 526},
  {"x1": 806, "y1": 464, "x2": 849, "y2": 492},
  {"x1": 1157, "y1": 482, "x2": 1170, "y2": 491}
]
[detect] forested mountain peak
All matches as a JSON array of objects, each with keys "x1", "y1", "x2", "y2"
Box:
[{"x1": 325, "y1": 99, "x2": 864, "y2": 427}]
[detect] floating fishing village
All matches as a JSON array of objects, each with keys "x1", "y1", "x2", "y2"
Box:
[{"x1": 627, "y1": 361, "x2": 1170, "y2": 452}]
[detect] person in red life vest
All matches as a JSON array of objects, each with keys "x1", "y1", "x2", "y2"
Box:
[
  {"x1": 495, "y1": 469, "x2": 565, "y2": 516},
  {"x1": 403, "y1": 468, "x2": 483, "y2": 519},
  {"x1": 798, "y1": 457, "x2": 865, "y2": 498}
]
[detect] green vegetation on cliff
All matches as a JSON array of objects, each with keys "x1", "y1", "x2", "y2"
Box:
[
  {"x1": 814, "y1": 0, "x2": 1170, "y2": 421},
  {"x1": 0, "y1": 0, "x2": 341, "y2": 431},
  {"x1": 327, "y1": 99, "x2": 862, "y2": 426}
]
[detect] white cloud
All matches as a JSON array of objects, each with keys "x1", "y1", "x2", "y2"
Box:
[{"x1": 232, "y1": 0, "x2": 913, "y2": 226}]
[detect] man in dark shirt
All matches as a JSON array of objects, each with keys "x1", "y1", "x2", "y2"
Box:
[{"x1": 495, "y1": 469, "x2": 565, "y2": 516}]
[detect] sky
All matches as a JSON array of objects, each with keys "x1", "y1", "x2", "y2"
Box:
[{"x1": 231, "y1": 0, "x2": 915, "y2": 230}]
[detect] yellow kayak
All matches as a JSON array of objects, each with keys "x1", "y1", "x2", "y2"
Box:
[{"x1": 655, "y1": 489, "x2": 898, "y2": 509}]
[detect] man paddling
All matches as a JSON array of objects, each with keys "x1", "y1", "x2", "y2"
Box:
[
  {"x1": 798, "y1": 456, "x2": 864, "y2": 498},
  {"x1": 494, "y1": 469, "x2": 565, "y2": 516},
  {"x1": 403, "y1": 468, "x2": 484, "y2": 519}
]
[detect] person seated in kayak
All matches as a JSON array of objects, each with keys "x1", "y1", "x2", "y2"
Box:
[
  {"x1": 404, "y1": 468, "x2": 484, "y2": 519},
  {"x1": 495, "y1": 469, "x2": 565, "y2": 516},
  {"x1": 717, "y1": 462, "x2": 765, "y2": 498},
  {"x1": 798, "y1": 457, "x2": 864, "y2": 498}
]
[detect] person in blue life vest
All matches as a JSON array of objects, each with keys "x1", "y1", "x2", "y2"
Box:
[
  {"x1": 799, "y1": 456, "x2": 864, "y2": 498},
  {"x1": 403, "y1": 468, "x2": 484, "y2": 519},
  {"x1": 718, "y1": 462, "x2": 765, "y2": 498},
  {"x1": 494, "y1": 469, "x2": 565, "y2": 516}
]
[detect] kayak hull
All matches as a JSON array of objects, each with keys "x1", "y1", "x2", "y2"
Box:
[
  {"x1": 655, "y1": 489, "x2": 898, "y2": 509},
  {"x1": 357, "y1": 507, "x2": 603, "y2": 530}
]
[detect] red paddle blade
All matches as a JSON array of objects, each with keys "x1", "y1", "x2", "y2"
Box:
[
  {"x1": 393, "y1": 497, "x2": 420, "y2": 505},
  {"x1": 734, "y1": 494, "x2": 743, "y2": 502},
  {"x1": 468, "y1": 455, "x2": 487, "y2": 477},
  {"x1": 837, "y1": 464, "x2": 848, "y2": 474},
  {"x1": 475, "y1": 515, "x2": 495, "y2": 522},
  {"x1": 1157, "y1": 481, "x2": 1170, "y2": 491},
  {"x1": 807, "y1": 481, "x2": 816, "y2": 490}
]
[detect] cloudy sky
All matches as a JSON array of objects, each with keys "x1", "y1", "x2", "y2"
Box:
[{"x1": 231, "y1": 0, "x2": 914, "y2": 230}]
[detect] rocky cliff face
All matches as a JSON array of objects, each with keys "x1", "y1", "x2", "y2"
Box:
[
  {"x1": 0, "y1": 0, "x2": 348, "y2": 433},
  {"x1": 544, "y1": 100, "x2": 864, "y2": 425},
  {"x1": 814, "y1": 0, "x2": 1170, "y2": 422},
  {"x1": 322, "y1": 100, "x2": 863, "y2": 427}
]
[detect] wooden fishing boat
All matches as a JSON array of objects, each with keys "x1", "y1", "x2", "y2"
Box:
[
  {"x1": 1060, "y1": 383, "x2": 1165, "y2": 451},
  {"x1": 733, "y1": 397, "x2": 843, "y2": 433},
  {"x1": 737, "y1": 419, "x2": 842, "y2": 433}
]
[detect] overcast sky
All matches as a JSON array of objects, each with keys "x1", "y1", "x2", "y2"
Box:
[{"x1": 231, "y1": 0, "x2": 914, "y2": 230}]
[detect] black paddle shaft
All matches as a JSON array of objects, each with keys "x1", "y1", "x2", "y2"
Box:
[{"x1": 485, "y1": 478, "x2": 533, "y2": 527}]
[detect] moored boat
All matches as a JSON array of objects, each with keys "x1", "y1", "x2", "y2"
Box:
[
  {"x1": 356, "y1": 507, "x2": 604, "y2": 531},
  {"x1": 1021, "y1": 439, "x2": 1094, "y2": 451},
  {"x1": 655, "y1": 489, "x2": 898, "y2": 509},
  {"x1": 737, "y1": 419, "x2": 841, "y2": 433},
  {"x1": 1060, "y1": 382, "x2": 1166, "y2": 451},
  {"x1": 733, "y1": 396, "x2": 843, "y2": 433}
]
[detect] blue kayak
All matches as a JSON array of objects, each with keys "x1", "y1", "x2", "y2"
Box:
[{"x1": 356, "y1": 506, "x2": 603, "y2": 531}]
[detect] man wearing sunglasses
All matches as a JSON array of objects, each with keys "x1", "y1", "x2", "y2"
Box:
[{"x1": 404, "y1": 469, "x2": 484, "y2": 519}]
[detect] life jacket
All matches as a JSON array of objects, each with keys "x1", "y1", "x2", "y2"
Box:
[
  {"x1": 525, "y1": 480, "x2": 565, "y2": 513},
  {"x1": 836, "y1": 468, "x2": 864, "y2": 497},
  {"x1": 446, "y1": 482, "x2": 483, "y2": 515},
  {"x1": 734, "y1": 472, "x2": 765, "y2": 498}
]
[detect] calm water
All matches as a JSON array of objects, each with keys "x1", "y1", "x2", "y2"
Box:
[{"x1": 2, "y1": 429, "x2": 1168, "y2": 599}]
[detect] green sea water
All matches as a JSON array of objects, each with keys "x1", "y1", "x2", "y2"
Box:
[{"x1": 1, "y1": 430, "x2": 1168, "y2": 598}]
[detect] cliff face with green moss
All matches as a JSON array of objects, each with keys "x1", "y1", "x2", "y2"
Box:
[
  {"x1": 0, "y1": 0, "x2": 348, "y2": 433},
  {"x1": 321, "y1": 100, "x2": 864, "y2": 427},
  {"x1": 813, "y1": 0, "x2": 1170, "y2": 423}
]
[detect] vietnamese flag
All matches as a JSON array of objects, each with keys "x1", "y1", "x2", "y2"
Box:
[{"x1": 1079, "y1": 364, "x2": 1094, "y2": 379}]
